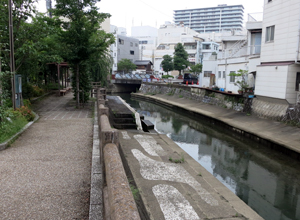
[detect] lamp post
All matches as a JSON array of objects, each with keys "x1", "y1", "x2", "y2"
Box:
[{"x1": 8, "y1": 0, "x2": 16, "y2": 110}]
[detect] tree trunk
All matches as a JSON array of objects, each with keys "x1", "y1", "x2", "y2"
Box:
[{"x1": 76, "y1": 63, "x2": 79, "y2": 108}]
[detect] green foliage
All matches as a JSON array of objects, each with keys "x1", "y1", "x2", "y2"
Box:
[
  {"x1": 0, "y1": 116, "x2": 28, "y2": 143},
  {"x1": 0, "y1": 71, "x2": 12, "y2": 127},
  {"x1": 16, "y1": 105, "x2": 35, "y2": 121},
  {"x1": 228, "y1": 69, "x2": 249, "y2": 92},
  {"x1": 53, "y1": 0, "x2": 115, "y2": 105},
  {"x1": 173, "y1": 43, "x2": 189, "y2": 75},
  {"x1": 189, "y1": 63, "x2": 202, "y2": 75},
  {"x1": 161, "y1": 55, "x2": 173, "y2": 74},
  {"x1": 117, "y1": 59, "x2": 137, "y2": 73},
  {"x1": 162, "y1": 75, "x2": 174, "y2": 79},
  {"x1": 71, "y1": 70, "x2": 92, "y2": 103},
  {"x1": 169, "y1": 153, "x2": 185, "y2": 163}
]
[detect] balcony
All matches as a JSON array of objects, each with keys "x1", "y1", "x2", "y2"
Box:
[{"x1": 246, "y1": 13, "x2": 263, "y2": 30}]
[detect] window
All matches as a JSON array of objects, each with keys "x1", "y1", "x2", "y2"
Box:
[
  {"x1": 130, "y1": 42, "x2": 133, "y2": 46},
  {"x1": 204, "y1": 71, "x2": 212, "y2": 77},
  {"x1": 135, "y1": 43, "x2": 138, "y2": 47},
  {"x1": 223, "y1": 71, "x2": 225, "y2": 78},
  {"x1": 268, "y1": 0, "x2": 272, "y2": 2},
  {"x1": 139, "y1": 41, "x2": 148, "y2": 44},
  {"x1": 130, "y1": 50, "x2": 134, "y2": 55},
  {"x1": 296, "y1": 72, "x2": 300, "y2": 91},
  {"x1": 218, "y1": 71, "x2": 221, "y2": 78},
  {"x1": 265, "y1": 25, "x2": 275, "y2": 42},
  {"x1": 229, "y1": 71, "x2": 235, "y2": 82},
  {"x1": 119, "y1": 38, "x2": 124, "y2": 45}
]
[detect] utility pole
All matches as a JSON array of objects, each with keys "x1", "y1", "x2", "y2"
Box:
[{"x1": 8, "y1": 0, "x2": 16, "y2": 110}]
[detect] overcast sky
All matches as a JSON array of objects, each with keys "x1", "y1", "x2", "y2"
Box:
[
  {"x1": 98, "y1": 0, "x2": 264, "y2": 35},
  {"x1": 37, "y1": 0, "x2": 264, "y2": 35}
]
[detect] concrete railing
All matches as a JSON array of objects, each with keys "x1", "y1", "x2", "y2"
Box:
[{"x1": 96, "y1": 88, "x2": 140, "y2": 220}]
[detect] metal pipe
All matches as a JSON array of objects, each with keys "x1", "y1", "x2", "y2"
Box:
[
  {"x1": 8, "y1": 0, "x2": 16, "y2": 109},
  {"x1": 295, "y1": 6, "x2": 300, "y2": 64}
]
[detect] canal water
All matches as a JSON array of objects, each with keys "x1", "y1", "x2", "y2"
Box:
[{"x1": 116, "y1": 93, "x2": 300, "y2": 220}]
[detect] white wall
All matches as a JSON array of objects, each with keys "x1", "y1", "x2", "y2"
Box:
[
  {"x1": 286, "y1": 64, "x2": 300, "y2": 103},
  {"x1": 131, "y1": 26, "x2": 158, "y2": 38},
  {"x1": 261, "y1": 0, "x2": 300, "y2": 63},
  {"x1": 248, "y1": 57, "x2": 261, "y2": 73},
  {"x1": 255, "y1": 65, "x2": 288, "y2": 99}
]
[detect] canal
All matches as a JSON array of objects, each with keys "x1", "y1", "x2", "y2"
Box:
[{"x1": 117, "y1": 93, "x2": 300, "y2": 220}]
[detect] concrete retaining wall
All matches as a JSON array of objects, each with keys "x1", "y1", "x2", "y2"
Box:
[
  {"x1": 95, "y1": 88, "x2": 140, "y2": 220},
  {"x1": 139, "y1": 83, "x2": 296, "y2": 121},
  {"x1": 139, "y1": 83, "x2": 244, "y2": 112}
]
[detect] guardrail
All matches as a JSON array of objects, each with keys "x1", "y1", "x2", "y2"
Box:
[{"x1": 96, "y1": 88, "x2": 140, "y2": 220}]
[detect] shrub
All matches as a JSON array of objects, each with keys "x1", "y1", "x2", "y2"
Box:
[
  {"x1": 32, "y1": 86, "x2": 44, "y2": 97},
  {"x1": 16, "y1": 106, "x2": 35, "y2": 121},
  {"x1": 23, "y1": 99, "x2": 32, "y2": 109},
  {"x1": 162, "y1": 75, "x2": 174, "y2": 79}
]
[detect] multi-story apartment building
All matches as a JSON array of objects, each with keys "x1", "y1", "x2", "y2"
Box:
[
  {"x1": 110, "y1": 26, "x2": 140, "y2": 73},
  {"x1": 154, "y1": 23, "x2": 204, "y2": 75},
  {"x1": 131, "y1": 26, "x2": 158, "y2": 63},
  {"x1": 216, "y1": 0, "x2": 300, "y2": 105},
  {"x1": 174, "y1": 4, "x2": 244, "y2": 33},
  {"x1": 255, "y1": 0, "x2": 300, "y2": 104}
]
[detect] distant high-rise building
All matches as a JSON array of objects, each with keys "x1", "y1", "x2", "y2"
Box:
[
  {"x1": 174, "y1": 4, "x2": 244, "y2": 33},
  {"x1": 46, "y1": 0, "x2": 52, "y2": 17}
]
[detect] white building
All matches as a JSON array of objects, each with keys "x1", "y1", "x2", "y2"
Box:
[
  {"x1": 255, "y1": 0, "x2": 300, "y2": 104},
  {"x1": 154, "y1": 22, "x2": 204, "y2": 75},
  {"x1": 131, "y1": 26, "x2": 158, "y2": 63},
  {"x1": 174, "y1": 4, "x2": 244, "y2": 33},
  {"x1": 110, "y1": 26, "x2": 140, "y2": 73},
  {"x1": 215, "y1": 0, "x2": 300, "y2": 105}
]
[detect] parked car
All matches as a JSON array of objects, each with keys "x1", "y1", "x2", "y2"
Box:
[{"x1": 183, "y1": 73, "x2": 198, "y2": 84}]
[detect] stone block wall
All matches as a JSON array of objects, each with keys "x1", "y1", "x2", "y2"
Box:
[
  {"x1": 139, "y1": 83, "x2": 300, "y2": 125},
  {"x1": 139, "y1": 84, "x2": 245, "y2": 112}
]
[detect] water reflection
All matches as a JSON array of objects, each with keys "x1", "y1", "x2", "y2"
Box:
[{"x1": 117, "y1": 94, "x2": 300, "y2": 220}]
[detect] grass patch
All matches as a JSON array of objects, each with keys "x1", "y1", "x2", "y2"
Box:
[
  {"x1": 0, "y1": 117, "x2": 28, "y2": 143},
  {"x1": 128, "y1": 178, "x2": 139, "y2": 201},
  {"x1": 169, "y1": 153, "x2": 185, "y2": 163}
]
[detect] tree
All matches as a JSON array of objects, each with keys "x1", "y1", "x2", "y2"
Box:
[
  {"x1": 53, "y1": 0, "x2": 115, "y2": 107},
  {"x1": 189, "y1": 63, "x2": 202, "y2": 75},
  {"x1": 117, "y1": 59, "x2": 137, "y2": 73},
  {"x1": 173, "y1": 43, "x2": 189, "y2": 75},
  {"x1": 228, "y1": 69, "x2": 249, "y2": 92},
  {"x1": 161, "y1": 55, "x2": 173, "y2": 75}
]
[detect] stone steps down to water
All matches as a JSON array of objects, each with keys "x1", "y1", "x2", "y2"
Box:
[{"x1": 106, "y1": 96, "x2": 137, "y2": 129}]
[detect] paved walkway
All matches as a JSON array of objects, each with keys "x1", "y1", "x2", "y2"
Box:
[{"x1": 0, "y1": 93, "x2": 93, "y2": 219}]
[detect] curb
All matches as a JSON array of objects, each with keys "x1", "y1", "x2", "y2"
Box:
[
  {"x1": 89, "y1": 102, "x2": 103, "y2": 220},
  {"x1": 0, "y1": 111, "x2": 39, "y2": 151}
]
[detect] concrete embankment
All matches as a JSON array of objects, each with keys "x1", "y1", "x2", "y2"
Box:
[
  {"x1": 131, "y1": 91, "x2": 300, "y2": 159},
  {"x1": 95, "y1": 90, "x2": 263, "y2": 219},
  {"x1": 118, "y1": 130, "x2": 263, "y2": 220}
]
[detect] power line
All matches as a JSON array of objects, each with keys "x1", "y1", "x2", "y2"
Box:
[{"x1": 136, "y1": 0, "x2": 173, "y2": 20}]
